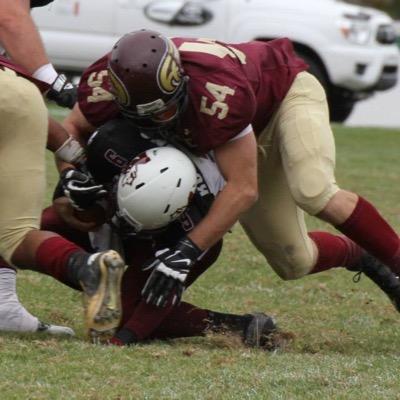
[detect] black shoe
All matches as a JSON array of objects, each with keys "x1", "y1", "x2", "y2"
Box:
[
  {"x1": 109, "y1": 328, "x2": 138, "y2": 346},
  {"x1": 351, "y1": 253, "x2": 400, "y2": 312},
  {"x1": 78, "y1": 250, "x2": 125, "y2": 343},
  {"x1": 243, "y1": 313, "x2": 279, "y2": 350}
]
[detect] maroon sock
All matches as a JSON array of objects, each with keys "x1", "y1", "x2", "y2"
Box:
[
  {"x1": 308, "y1": 231, "x2": 363, "y2": 274},
  {"x1": 112, "y1": 303, "x2": 209, "y2": 345},
  {"x1": 123, "y1": 298, "x2": 175, "y2": 340},
  {"x1": 120, "y1": 265, "x2": 150, "y2": 326},
  {"x1": 149, "y1": 302, "x2": 209, "y2": 340},
  {"x1": 123, "y1": 299, "x2": 209, "y2": 341},
  {"x1": 41, "y1": 206, "x2": 93, "y2": 252},
  {"x1": 337, "y1": 196, "x2": 400, "y2": 274},
  {"x1": 34, "y1": 236, "x2": 83, "y2": 288}
]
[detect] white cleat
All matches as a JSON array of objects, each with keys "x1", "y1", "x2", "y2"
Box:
[{"x1": 37, "y1": 321, "x2": 75, "y2": 336}]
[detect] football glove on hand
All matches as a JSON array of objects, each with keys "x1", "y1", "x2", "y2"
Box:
[
  {"x1": 141, "y1": 237, "x2": 202, "y2": 307},
  {"x1": 47, "y1": 74, "x2": 77, "y2": 109},
  {"x1": 61, "y1": 168, "x2": 107, "y2": 211}
]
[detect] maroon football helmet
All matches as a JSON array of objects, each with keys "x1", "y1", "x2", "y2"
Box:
[{"x1": 108, "y1": 29, "x2": 188, "y2": 129}]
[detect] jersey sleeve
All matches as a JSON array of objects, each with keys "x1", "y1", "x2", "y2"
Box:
[
  {"x1": 0, "y1": 55, "x2": 49, "y2": 93},
  {"x1": 77, "y1": 54, "x2": 120, "y2": 127}
]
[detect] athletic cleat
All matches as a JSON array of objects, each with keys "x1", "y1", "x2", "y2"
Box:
[
  {"x1": 243, "y1": 312, "x2": 278, "y2": 350},
  {"x1": 351, "y1": 253, "x2": 400, "y2": 312},
  {"x1": 79, "y1": 250, "x2": 125, "y2": 343},
  {"x1": 37, "y1": 321, "x2": 75, "y2": 336}
]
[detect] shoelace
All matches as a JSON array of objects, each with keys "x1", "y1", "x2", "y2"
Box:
[
  {"x1": 36, "y1": 321, "x2": 50, "y2": 332},
  {"x1": 352, "y1": 271, "x2": 363, "y2": 283}
]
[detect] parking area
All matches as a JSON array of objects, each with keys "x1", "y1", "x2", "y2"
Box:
[{"x1": 346, "y1": 80, "x2": 400, "y2": 128}]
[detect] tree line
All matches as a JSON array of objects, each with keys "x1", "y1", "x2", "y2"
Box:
[{"x1": 345, "y1": 0, "x2": 400, "y2": 18}]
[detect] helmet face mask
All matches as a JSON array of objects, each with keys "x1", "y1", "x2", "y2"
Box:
[
  {"x1": 117, "y1": 76, "x2": 188, "y2": 130},
  {"x1": 108, "y1": 30, "x2": 188, "y2": 129}
]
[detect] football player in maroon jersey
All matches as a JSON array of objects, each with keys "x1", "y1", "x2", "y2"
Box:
[{"x1": 98, "y1": 30, "x2": 400, "y2": 309}]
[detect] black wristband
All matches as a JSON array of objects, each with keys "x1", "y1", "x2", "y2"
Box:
[{"x1": 175, "y1": 237, "x2": 202, "y2": 261}]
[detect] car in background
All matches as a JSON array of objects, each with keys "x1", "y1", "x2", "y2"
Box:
[
  {"x1": 32, "y1": 0, "x2": 399, "y2": 122},
  {"x1": 395, "y1": 21, "x2": 400, "y2": 48}
]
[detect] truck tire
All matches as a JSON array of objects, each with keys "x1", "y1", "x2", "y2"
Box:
[
  {"x1": 296, "y1": 52, "x2": 355, "y2": 123},
  {"x1": 328, "y1": 92, "x2": 355, "y2": 123},
  {"x1": 297, "y1": 52, "x2": 328, "y2": 90}
]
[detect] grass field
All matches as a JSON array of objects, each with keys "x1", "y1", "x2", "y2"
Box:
[{"x1": 1, "y1": 122, "x2": 400, "y2": 399}]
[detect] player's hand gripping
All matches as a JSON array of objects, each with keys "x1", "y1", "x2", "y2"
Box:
[
  {"x1": 61, "y1": 168, "x2": 107, "y2": 211},
  {"x1": 46, "y1": 74, "x2": 77, "y2": 108},
  {"x1": 141, "y1": 237, "x2": 202, "y2": 307}
]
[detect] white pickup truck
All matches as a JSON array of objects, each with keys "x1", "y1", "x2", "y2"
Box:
[{"x1": 32, "y1": 0, "x2": 399, "y2": 122}]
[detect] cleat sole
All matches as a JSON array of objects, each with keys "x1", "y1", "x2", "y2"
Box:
[{"x1": 84, "y1": 250, "x2": 125, "y2": 343}]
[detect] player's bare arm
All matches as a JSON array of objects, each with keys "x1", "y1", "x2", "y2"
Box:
[
  {"x1": 188, "y1": 131, "x2": 258, "y2": 251},
  {"x1": 62, "y1": 103, "x2": 97, "y2": 142},
  {"x1": 0, "y1": 0, "x2": 48, "y2": 73},
  {"x1": 52, "y1": 104, "x2": 96, "y2": 172}
]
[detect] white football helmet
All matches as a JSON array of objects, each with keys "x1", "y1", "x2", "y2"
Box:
[{"x1": 117, "y1": 146, "x2": 197, "y2": 232}]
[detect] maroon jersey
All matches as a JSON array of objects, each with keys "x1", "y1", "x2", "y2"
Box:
[
  {"x1": 78, "y1": 37, "x2": 307, "y2": 153},
  {"x1": 0, "y1": 55, "x2": 49, "y2": 93}
]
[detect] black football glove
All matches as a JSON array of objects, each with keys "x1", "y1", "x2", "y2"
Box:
[
  {"x1": 47, "y1": 74, "x2": 77, "y2": 109},
  {"x1": 141, "y1": 237, "x2": 202, "y2": 307},
  {"x1": 60, "y1": 168, "x2": 107, "y2": 211}
]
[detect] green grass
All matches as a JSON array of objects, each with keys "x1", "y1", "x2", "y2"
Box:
[{"x1": 2, "y1": 119, "x2": 400, "y2": 399}]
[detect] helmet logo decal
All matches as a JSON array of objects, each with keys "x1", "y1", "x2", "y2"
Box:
[
  {"x1": 158, "y1": 39, "x2": 182, "y2": 94},
  {"x1": 104, "y1": 149, "x2": 128, "y2": 169},
  {"x1": 108, "y1": 66, "x2": 130, "y2": 106},
  {"x1": 121, "y1": 152, "x2": 151, "y2": 187}
]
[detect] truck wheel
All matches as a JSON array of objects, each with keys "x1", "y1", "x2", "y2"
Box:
[
  {"x1": 297, "y1": 52, "x2": 328, "y2": 89},
  {"x1": 328, "y1": 94, "x2": 355, "y2": 123},
  {"x1": 297, "y1": 52, "x2": 355, "y2": 123}
]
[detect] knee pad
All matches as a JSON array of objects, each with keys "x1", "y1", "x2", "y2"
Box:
[
  {"x1": 263, "y1": 243, "x2": 315, "y2": 280},
  {"x1": 289, "y1": 165, "x2": 336, "y2": 215},
  {"x1": 0, "y1": 225, "x2": 35, "y2": 265}
]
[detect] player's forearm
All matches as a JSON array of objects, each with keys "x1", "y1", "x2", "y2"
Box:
[
  {"x1": 62, "y1": 104, "x2": 96, "y2": 142},
  {"x1": 47, "y1": 117, "x2": 71, "y2": 152},
  {"x1": 48, "y1": 117, "x2": 85, "y2": 166},
  {"x1": 0, "y1": 2, "x2": 49, "y2": 73},
  {"x1": 188, "y1": 181, "x2": 258, "y2": 251},
  {"x1": 188, "y1": 131, "x2": 258, "y2": 250}
]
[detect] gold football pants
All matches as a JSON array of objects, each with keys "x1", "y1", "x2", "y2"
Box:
[
  {"x1": 240, "y1": 72, "x2": 339, "y2": 279},
  {"x1": 0, "y1": 68, "x2": 48, "y2": 263}
]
